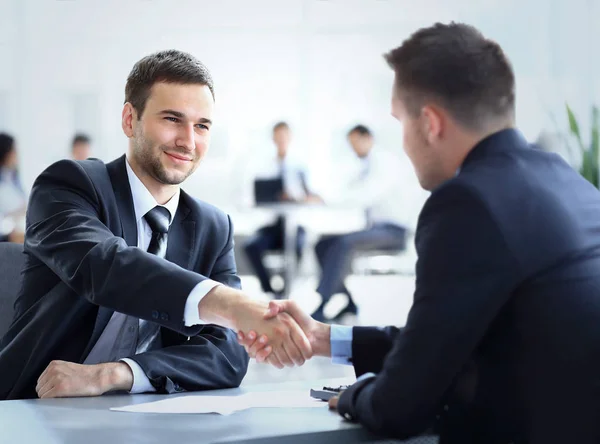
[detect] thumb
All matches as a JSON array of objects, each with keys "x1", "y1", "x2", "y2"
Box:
[{"x1": 263, "y1": 300, "x2": 289, "y2": 319}]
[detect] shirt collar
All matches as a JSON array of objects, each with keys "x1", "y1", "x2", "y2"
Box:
[{"x1": 125, "y1": 157, "x2": 179, "y2": 226}]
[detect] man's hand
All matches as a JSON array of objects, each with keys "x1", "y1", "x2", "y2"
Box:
[
  {"x1": 36, "y1": 360, "x2": 133, "y2": 399},
  {"x1": 232, "y1": 299, "x2": 313, "y2": 369},
  {"x1": 198, "y1": 286, "x2": 314, "y2": 369},
  {"x1": 328, "y1": 395, "x2": 339, "y2": 410},
  {"x1": 238, "y1": 300, "x2": 331, "y2": 366}
]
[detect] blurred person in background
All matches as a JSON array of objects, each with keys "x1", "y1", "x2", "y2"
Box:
[
  {"x1": 244, "y1": 121, "x2": 321, "y2": 298},
  {"x1": 311, "y1": 125, "x2": 408, "y2": 322},
  {"x1": 0, "y1": 133, "x2": 26, "y2": 243},
  {"x1": 71, "y1": 133, "x2": 92, "y2": 161}
]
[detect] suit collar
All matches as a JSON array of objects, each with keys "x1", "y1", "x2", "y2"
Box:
[
  {"x1": 166, "y1": 190, "x2": 195, "y2": 269},
  {"x1": 105, "y1": 155, "x2": 137, "y2": 247},
  {"x1": 461, "y1": 128, "x2": 528, "y2": 168}
]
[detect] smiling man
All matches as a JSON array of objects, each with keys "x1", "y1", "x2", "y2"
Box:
[{"x1": 0, "y1": 50, "x2": 311, "y2": 400}]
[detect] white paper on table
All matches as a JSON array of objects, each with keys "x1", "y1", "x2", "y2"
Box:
[
  {"x1": 110, "y1": 390, "x2": 327, "y2": 415},
  {"x1": 110, "y1": 395, "x2": 248, "y2": 416},
  {"x1": 242, "y1": 391, "x2": 327, "y2": 409}
]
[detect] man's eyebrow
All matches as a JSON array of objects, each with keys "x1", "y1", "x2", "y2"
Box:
[{"x1": 159, "y1": 110, "x2": 212, "y2": 125}]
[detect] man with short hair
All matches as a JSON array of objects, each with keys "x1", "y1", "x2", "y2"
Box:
[
  {"x1": 244, "y1": 121, "x2": 318, "y2": 298},
  {"x1": 312, "y1": 123, "x2": 408, "y2": 322},
  {"x1": 240, "y1": 23, "x2": 600, "y2": 442},
  {"x1": 0, "y1": 50, "x2": 310, "y2": 400},
  {"x1": 71, "y1": 133, "x2": 92, "y2": 161}
]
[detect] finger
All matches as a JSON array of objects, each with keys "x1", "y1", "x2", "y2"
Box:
[
  {"x1": 255, "y1": 346, "x2": 272, "y2": 363},
  {"x1": 264, "y1": 301, "x2": 282, "y2": 319},
  {"x1": 37, "y1": 363, "x2": 54, "y2": 390},
  {"x1": 266, "y1": 353, "x2": 284, "y2": 369},
  {"x1": 328, "y1": 396, "x2": 339, "y2": 410},
  {"x1": 288, "y1": 322, "x2": 312, "y2": 361},
  {"x1": 36, "y1": 373, "x2": 48, "y2": 395},
  {"x1": 283, "y1": 333, "x2": 305, "y2": 366},
  {"x1": 278, "y1": 341, "x2": 296, "y2": 367},
  {"x1": 37, "y1": 379, "x2": 56, "y2": 399},
  {"x1": 238, "y1": 330, "x2": 258, "y2": 348},
  {"x1": 248, "y1": 335, "x2": 269, "y2": 357},
  {"x1": 36, "y1": 365, "x2": 54, "y2": 394}
]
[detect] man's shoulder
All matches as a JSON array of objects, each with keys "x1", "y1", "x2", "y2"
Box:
[
  {"x1": 180, "y1": 191, "x2": 230, "y2": 224},
  {"x1": 36, "y1": 157, "x2": 108, "y2": 187}
]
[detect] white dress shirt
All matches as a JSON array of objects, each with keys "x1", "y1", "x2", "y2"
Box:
[
  {"x1": 241, "y1": 151, "x2": 313, "y2": 206},
  {"x1": 83, "y1": 158, "x2": 219, "y2": 393},
  {"x1": 323, "y1": 149, "x2": 427, "y2": 230}
]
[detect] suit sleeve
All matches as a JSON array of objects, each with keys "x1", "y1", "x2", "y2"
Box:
[
  {"x1": 125, "y1": 213, "x2": 249, "y2": 392},
  {"x1": 351, "y1": 326, "x2": 402, "y2": 377},
  {"x1": 338, "y1": 182, "x2": 521, "y2": 440},
  {"x1": 25, "y1": 160, "x2": 208, "y2": 336}
]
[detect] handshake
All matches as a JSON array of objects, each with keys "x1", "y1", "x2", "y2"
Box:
[{"x1": 234, "y1": 300, "x2": 332, "y2": 369}]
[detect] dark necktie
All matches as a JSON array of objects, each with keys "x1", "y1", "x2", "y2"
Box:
[
  {"x1": 144, "y1": 206, "x2": 171, "y2": 257},
  {"x1": 134, "y1": 206, "x2": 171, "y2": 354}
]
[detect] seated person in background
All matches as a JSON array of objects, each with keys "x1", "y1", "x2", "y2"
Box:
[
  {"x1": 312, "y1": 125, "x2": 408, "y2": 322},
  {"x1": 71, "y1": 133, "x2": 92, "y2": 161},
  {"x1": 244, "y1": 121, "x2": 321, "y2": 298},
  {"x1": 0, "y1": 50, "x2": 311, "y2": 400},
  {"x1": 239, "y1": 22, "x2": 600, "y2": 443},
  {"x1": 0, "y1": 133, "x2": 26, "y2": 243}
]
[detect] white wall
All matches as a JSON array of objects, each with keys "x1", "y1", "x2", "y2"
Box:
[{"x1": 0, "y1": 0, "x2": 598, "y2": 229}]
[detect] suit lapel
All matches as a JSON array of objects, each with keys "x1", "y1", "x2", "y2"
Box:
[
  {"x1": 166, "y1": 192, "x2": 195, "y2": 270},
  {"x1": 82, "y1": 156, "x2": 138, "y2": 359},
  {"x1": 106, "y1": 155, "x2": 138, "y2": 248}
]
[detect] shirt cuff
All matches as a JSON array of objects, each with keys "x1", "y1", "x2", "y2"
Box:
[
  {"x1": 184, "y1": 280, "x2": 221, "y2": 326},
  {"x1": 330, "y1": 325, "x2": 353, "y2": 365},
  {"x1": 120, "y1": 358, "x2": 156, "y2": 394}
]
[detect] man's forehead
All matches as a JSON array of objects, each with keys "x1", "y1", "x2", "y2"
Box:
[{"x1": 149, "y1": 82, "x2": 212, "y2": 102}]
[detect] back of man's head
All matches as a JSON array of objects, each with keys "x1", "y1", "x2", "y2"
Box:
[{"x1": 384, "y1": 22, "x2": 515, "y2": 132}]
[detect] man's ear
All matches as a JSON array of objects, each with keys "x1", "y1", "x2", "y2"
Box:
[
  {"x1": 421, "y1": 105, "x2": 444, "y2": 144},
  {"x1": 121, "y1": 103, "x2": 137, "y2": 138}
]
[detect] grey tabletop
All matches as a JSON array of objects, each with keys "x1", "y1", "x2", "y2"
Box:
[{"x1": 0, "y1": 378, "x2": 394, "y2": 444}]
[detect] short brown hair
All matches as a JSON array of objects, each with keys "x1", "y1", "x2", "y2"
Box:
[
  {"x1": 125, "y1": 49, "x2": 214, "y2": 118},
  {"x1": 72, "y1": 133, "x2": 90, "y2": 147},
  {"x1": 273, "y1": 121, "x2": 289, "y2": 132},
  {"x1": 384, "y1": 22, "x2": 515, "y2": 131}
]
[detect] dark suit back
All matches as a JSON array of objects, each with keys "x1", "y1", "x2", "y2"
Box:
[
  {"x1": 0, "y1": 156, "x2": 248, "y2": 399},
  {"x1": 342, "y1": 129, "x2": 600, "y2": 443}
]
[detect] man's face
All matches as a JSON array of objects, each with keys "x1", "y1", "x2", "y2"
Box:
[
  {"x1": 348, "y1": 132, "x2": 373, "y2": 158},
  {"x1": 3, "y1": 147, "x2": 17, "y2": 169},
  {"x1": 273, "y1": 127, "x2": 291, "y2": 158},
  {"x1": 127, "y1": 82, "x2": 214, "y2": 185},
  {"x1": 391, "y1": 86, "x2": 444, "y2": 191},
  {"x1": 72, "y1": 142, "x2": 91, "y2": 161}
]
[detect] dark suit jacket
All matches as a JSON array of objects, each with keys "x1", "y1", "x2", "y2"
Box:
[
  {"x1": 338, "y1": 129, "x2": 600, "y2": 444},
  {"x1": 0, "y1": 155, "x2": 249, "y2": 400}
]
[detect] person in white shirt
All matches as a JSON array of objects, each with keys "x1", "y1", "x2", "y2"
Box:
[
  {"x1": 0, "y1": 133, "x2": 26, "y2": 244},
  {"x1": 244, "y1": 122, "x2": 320, "y2": 298},
  {"x1": 312, "y1": 125, "x2": 408, "y2": 322}
]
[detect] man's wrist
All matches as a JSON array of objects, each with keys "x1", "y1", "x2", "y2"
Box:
[
  {"x1": 197, "y1": 285, "x2": 245, "y2": 330},
  {"x1": 311, "y1": 322, "x2": 332, "y2": 358},
  {"x1": 100, "y1": 362, "x2": 133, "y2": 392}
]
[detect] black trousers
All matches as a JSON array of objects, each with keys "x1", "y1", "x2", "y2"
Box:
[
  {"x1": 314, "y1": 223, "x2": 406, "y2": 305},
  {"x1": 244, "y1": 216, "x2": 306, "y2": 293}
]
